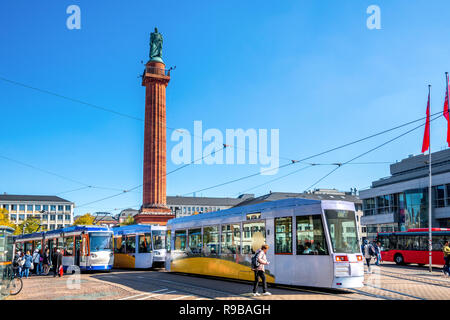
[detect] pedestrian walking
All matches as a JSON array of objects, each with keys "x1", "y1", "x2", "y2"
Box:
[
  {"x1": 32, "y1": 249, "x2": 41, "y2": 275},
  {"x1": 42, "y1": 248, "x2": 51, "y2": 275},
  {"x1": 251, "y1": 244, "x2": 271, "y2": 296},
  {"x1": 374, "y1": 241, "x2": 382, "y2": 266},
  {"x1": 21, "y1": 250, "x2": 33, "y2": 279},
  {"x1": 363, "y1": 240, "x2": 376, "y2": 273},
  {"x1": 13, "y1": 251, "x2": 23, "y2": 278},
  {"x1": 443, "y1": 241, "x2": 450, "y2": 277},
  {"x1": 53, "y1": 248, "x2": 63, "y2": 278}
]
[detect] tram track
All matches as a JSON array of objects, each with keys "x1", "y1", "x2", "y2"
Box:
[
  {"x1": 380, "y1": 269, "x2": 450, "y2": 290},
  {"x1": 99, "y1": 272, "x2": 256, "y2": 300}
]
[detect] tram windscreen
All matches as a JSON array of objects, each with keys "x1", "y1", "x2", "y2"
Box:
[
  {"x1": 325, "y1": 210, "x2": 359, "y2": 254},
  {"x1": 89, "y1": 232, "x2": 113, "y2": 252},
  {"x1": 152, "y1": 230, "x2": 166, "y2": 250}
]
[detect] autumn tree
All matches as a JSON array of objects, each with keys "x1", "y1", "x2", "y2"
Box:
[
  {"x1": 0, "y1": 208, "x2": 15, "y2": 230},
  {"x1": 15, "y1": 217, "x2": 41, "y2": 235},
  {"x1": 73, "y1": 213, "x2": 96, "y2": 226},
  {"x1": 121, "y1": 215, "x2": 135, "y2": 226}
]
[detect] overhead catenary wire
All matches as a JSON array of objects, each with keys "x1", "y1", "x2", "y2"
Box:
[{"x1": 304, "y1": 113, "x2": 443, "y2": 191}]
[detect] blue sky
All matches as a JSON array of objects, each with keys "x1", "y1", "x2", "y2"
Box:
[{"x1": 1, "y1": 0, "x2": 450, "y2": 216}]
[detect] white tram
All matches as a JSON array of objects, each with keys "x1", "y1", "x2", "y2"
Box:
[
  {"x1": 15, "y1": 225, "x2": 114, "y2": 271},
  {"x1": 165, "y1": 198, "x2": 364, "y2": 289},
  {"x1": 113, "y1": 224, "x2": 167, "y2": 269}
]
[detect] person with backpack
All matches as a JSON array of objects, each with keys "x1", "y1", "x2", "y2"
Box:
[
  {"x1": 32, "y1": 249, "x2": 41, "y2": 275},
  {"x1": 21, "y1": 250, "x2": 33, "y2": 279},
  {"x1": 363, "y1": 240, "x2": 376, "y2": 273},
  {"x1": 251, "y1": 244, "x2": 271, "y2": 296},
  {"x1": 13, "y1": 251, "x2": 23, "y2": 278}
]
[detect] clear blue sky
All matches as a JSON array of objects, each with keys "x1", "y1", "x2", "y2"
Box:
[{"x1": 1, "y1": 0, "x2": 450, "y2": 216}]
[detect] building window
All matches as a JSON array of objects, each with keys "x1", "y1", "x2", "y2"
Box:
[
  {"x1": 434, "y1": 185, "x2": 445, "y2": 208},
  {"x1": 297, "y1": 215, "x2": 328, "y2": 255},
  {"x1": 10, "y1": 214, "x2": 16, "y2": 220},
  {"x1": 50, "y1": 215, "x2": 56, "y2": 221},
  {"x1": 58, "y1": 205, "x2": 63, "y2": 211},
  {"x1": 275, "y1": 217, "x2": 292, "y2": 254},
  {"x1": 3, "y1": 204, "x2": 9, "y2": 210},
  {"x1": 43, "y1": 215, "x2": 48, "y2": 220},
  {"x1": 65, "y1": 205, "x2": 71, "y2": 211},
  {"x1": 35, "y1": 205, "x2": 41, "y2": 211},
  {"x1": 19, "y1": 205, "x2": 25, "y2": 211},
  {"x1": 19, "y1": 214, "x2": 25, "y2": 221},
  {"x1": 43, "y1": 205, "x2": 49, "y2": 211},
  {"x1": 65, "y1": 215, "x2": 71, "y2": 220},
  {"x1": 376, "y1": 195, "x2": 390, "y2": 214},
  {"x1": 363, "y1": 198, "x2": 375, "y2": 216},
  {"x1": 27, "y1": 205, "x2": 33, "y2": 212},
  {"x1": 11, "y1": 204, "x2": 17, "y2": 211},
  {"x1": 57, "y1": 215, "x2": 63, "y2": 221},
  {"x1": 50, "y1": 205, "x2": 56, "y2": 212}
]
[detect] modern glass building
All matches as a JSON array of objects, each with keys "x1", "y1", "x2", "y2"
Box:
[{"x1": 360, "y1": 149, "x2": 450, "y2": 240}]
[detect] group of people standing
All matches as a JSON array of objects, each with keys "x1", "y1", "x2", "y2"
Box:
[{"x1": 13, "y1": 247, "x2": 63, "y2": 279}]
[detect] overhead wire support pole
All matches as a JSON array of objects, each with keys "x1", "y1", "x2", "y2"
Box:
[{"x1": 428, "y1": 84, "x2": 432, "y2": 273}]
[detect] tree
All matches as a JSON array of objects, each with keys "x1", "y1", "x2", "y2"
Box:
[
  {"x1": 0, "y1": 208, "x2": 15, "y2": 230},
  {"x1": 15, "y1": 217, "x2": 41, "y2": 235},
  {"x1": 121, "y1": 215, "x2": 135, "y2": 226},
  {"x1": 73, "y1": 213, "x2": 95, "y2": 226}
]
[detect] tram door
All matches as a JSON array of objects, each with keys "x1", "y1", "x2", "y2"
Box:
[
  {"x1": 74, "y1": 236, "x2": 81, "y2": 266},
  {"x1": 80, "y1": 234, "x2": 88, "y2": 266}
]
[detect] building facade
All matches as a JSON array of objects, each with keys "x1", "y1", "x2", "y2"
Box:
[
  {"x1": 166, "y1": 194, "x2": 254, "y2": 218},
  {"x1": 0, "y1": 194, "x2": 74, "y2": 230},
  {"x1": 360, "y1": 149, "x2": 450, "y2": 240}
]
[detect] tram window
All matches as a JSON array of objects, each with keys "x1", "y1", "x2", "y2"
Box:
[
  {"x1": 64, "y1": 236, "x2": 74, "y2": 256},
  {"x1": 242, "y1": 221, "x2": 265, "y2": 255},
  {"x1": 166, "y1": 230, "x2": 171, "y2": 252},
  {"x1": 114, "y1": 237, "x2": 123, "y2": 254},
  {"x1": 275, "y1": 217, "x2": 292, "y2": 254},
  {"x1": 324, "y1": 210, "x2": 359, "y2": 254},
  {"x1": 35, "y1": 240, "x2": 42, "y2": 252},
  {"x1": 174, "y1": 230, "x2": 187, "y2": 251},
  {"x1": 138, "y1": 234, "x2": 151, "y2": 253},
  {"x1": 152, "y1": 230, "x2": 165, "y2": 250},
  {"x1": 125, "y1": 235, "x2": 136, "y2": 253},
  {"x1": 57, "y1": 238, "x2": 64, "y2": 251},
  {"x1": 221, "y1": 224, "x2": 241, "y2": 255},
  {"x1": 188, "y1": 228, "x2": 202, "y2": 254},
  {"x1": 203, "y1": 226, "x2": 219, "y2": 255},
  {"x1": 296, "y1": 215, "x2": 328, "y2": 255}
]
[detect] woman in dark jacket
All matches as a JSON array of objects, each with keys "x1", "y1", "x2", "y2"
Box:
[{"x1": 42, "y1": 248, "x2": 51, "y2": 275}]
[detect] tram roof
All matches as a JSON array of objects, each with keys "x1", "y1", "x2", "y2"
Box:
[
  {"x1": 112, "y1": 224, "x2": 165, "y2": 235},
  {"x1": 16, "y1": 225, "x2": 112, "y2": 240},
  {"x1": 0, "y1": 225, "x2": 15, "y2": 232},
  {"x1": 167, "y1": 198, "x2": 322, "y2": 227}
]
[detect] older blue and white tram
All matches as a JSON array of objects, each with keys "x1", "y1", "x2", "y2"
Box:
[
  {"x1": 113, "y1": 224, "x2": 167, "y2": 269},
  {"x1": 166, "y1": 198, "x2": 364, "y2": 289},
  {"x1": 15, "y1": 225, "x2": 114, "y2": 272}
]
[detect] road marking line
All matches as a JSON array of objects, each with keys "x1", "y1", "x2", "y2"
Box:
[
  {"x1": 139, "y1": 290, "x2": 177, "y2": 300},
  {"x1": 118, "y1": 293, "x2": 148, "y2": 300},
  {"x1": 171, "y1": 294, "x2": 194, "y2": 300}
]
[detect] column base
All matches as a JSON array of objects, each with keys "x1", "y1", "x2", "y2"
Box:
[{"x1": 134, "y1": 207, "x2": 174, "y2": 225}]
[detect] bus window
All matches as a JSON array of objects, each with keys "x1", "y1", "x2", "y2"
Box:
[
  {"x1": 221, "y1": 224, "x2": 241, "y2": 255},
  {"x1": 64, "y1": 236, "x2": 74, "y2": 256},
  {"x1": 174, "y1": 230, "x2": 186, "y2": 251},
  {"x1": 188, "y1": 228, "x2": 202, "y2": 254},
  {"x1": 125, "y1": 235, "x2": 136, "y2": 254},
  {"x1": 275, "y1": 217, "x2": 292, "y2": 254},
  {"x1": 203, "y1": 226, "x2": 219, "y2": 255},
  {"x1": 242, "y1": 221, "x2": 265, "y2": 255},
  {"x1": 138, "y1": 234, "x2": 151, "y2": 253},
  {"x1": 296, "y1": 215, "x2": 328, "y2": 255}
]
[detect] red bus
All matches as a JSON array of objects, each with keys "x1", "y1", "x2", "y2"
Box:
[{"x1": 377, "y1": 228, "x2": 450, "y2": 266}]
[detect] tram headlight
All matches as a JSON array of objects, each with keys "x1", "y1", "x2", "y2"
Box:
[{"x1": 91, "y1": 253, "x2": 97, "y2": 258}]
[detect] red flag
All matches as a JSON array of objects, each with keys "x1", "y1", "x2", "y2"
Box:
[
  {"x1": 444, "y1": 73, "x2": 450, "y2": 146},
  {"x1": 422, "y1": 90, "x2": 430, "y2": 153}
]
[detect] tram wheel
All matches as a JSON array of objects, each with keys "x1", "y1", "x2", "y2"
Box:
[{"x1": 394, "y1": 254, "x2": 404, "y2": 265}]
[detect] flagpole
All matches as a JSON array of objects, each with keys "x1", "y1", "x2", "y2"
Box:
[{"x1": 428, "y1": 84, "x2": 432, "y2": 273}]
